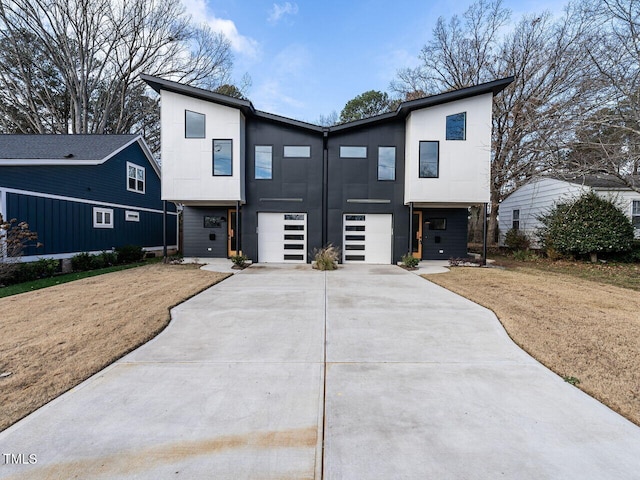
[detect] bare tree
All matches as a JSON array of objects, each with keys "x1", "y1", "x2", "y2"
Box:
[
  {"x1": 564, "y1": 0, "x2": 640, "y2": 191},
  {"x1": 392, "y1": 0, "x2": 589, "y2": 243},
  {"x1": 0, "y1": 0, "x2": 234, "y2": 140}
]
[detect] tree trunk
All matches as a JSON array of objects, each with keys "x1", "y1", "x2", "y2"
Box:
[
  {"x1": 590, "y1": 252, "x2": 598, "y2": 263},
  {"x1": 487, "y1": 190, "x2": 501, "y2": 246}
]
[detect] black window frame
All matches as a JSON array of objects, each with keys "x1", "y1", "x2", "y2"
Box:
[
  {"x1": 377, "y1": 146, "x2": 396, "y2": 181},
  {"x1": 255, "y1": 144, "x2": 273, "y2": 180},
  {"x1": 446, "y1": 112, "x2": 466, "y2": 141},
  {"x1": 283, "y1": 145, "x2": 311, "y2": 158},
  {"x1": 339, "y1": 146, "x2": 368, "y2": 158},
  {"x1": 419, "y1": 141, "x2": 439, "y2": 178},
  {"x1": 212, "y1": 139, "x2": 233, "y2": 176}
]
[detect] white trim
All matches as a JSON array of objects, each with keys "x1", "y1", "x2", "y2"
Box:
[
  {"x1": 0, "y1": 186, "x2": 178, "y2": 216},
  {"x1": 126, "y1": 161, "x2": 146, "y2": 194},
  {"x1": 17, "y1": 246, "x2": 178, "y2": 263},
  {"x1": 93, "y1": 207, "x2": 114, "y2": 228},
  {"x1": 125, "y1": 210, "x2": 140, "y2": 222},
  {"x1": 0, "y1": 189, "x2": 6, "y2": 260}
]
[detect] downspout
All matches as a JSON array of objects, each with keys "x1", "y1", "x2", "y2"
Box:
[
  {"x1": 408, "y1": 202, "x2": 413, "y2": 254},
  {"x1": 236, "y1": 200, "x2": 240, "y2": 256},
  {"x1": 482, "y1": 203, "x2": 487, "y2": 266},
  {"x1": 162, "y1": 200, "x2": 167, "y2": 261},
  {"x1": 322, "y1": 129, "x2": 329, "y2": 246}
]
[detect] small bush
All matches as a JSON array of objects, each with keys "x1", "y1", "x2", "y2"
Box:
[
  {"x1": 71, "y1": 252, "x2": 95, "y2": 272},
  {"x1": 504, "y1": 228, "x2": 530, "y2": 250},
  {"x1": 512, "y1": 249, "x2": 539, "y2": 262},
  {"x1": 31, "y1": 258, "x2": 59, "y2": 278},
  {"x1": 313, "y1": 244, "x2": 340, "y2": 271},
  {"x1": 544, "y1": 246, "x2": 564, "y2": 261},
  {"x1": 98, "y1": 251, "x2": 118, "y2": 267},
  {"x1": 115, "y1": 245, "x2": 144, "y2": 264},
  {"x1": 400, "y1": 253, "x2": 420, "y2": 269},
  {"x1": 230, "y1": 254, "x2": 248, "y2": 269}
]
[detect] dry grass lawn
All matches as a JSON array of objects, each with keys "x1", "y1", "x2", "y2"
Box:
[
  {"x1": 426, "y1": 266, "x2": 640, "y2": 426},
  {"x1": 0, "y1": 264, "x2": 229, "y2": 431}
]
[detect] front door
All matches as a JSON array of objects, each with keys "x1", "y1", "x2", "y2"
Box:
[
  {"x1": 227, "y1": 208, "x2": 237, "y2": 257},
  {"x1": 412, "y1": 211, "x2": 423, "y2": 259}
]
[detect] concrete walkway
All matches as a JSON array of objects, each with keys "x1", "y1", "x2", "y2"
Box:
[{"x1": 1, "y1": 264, "x2": 640, "y2": 479}]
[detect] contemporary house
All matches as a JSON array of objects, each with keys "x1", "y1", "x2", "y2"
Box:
[
  {"x1": 499, "y1": 175, "x2": 640, "y2": 246},
  {"x1": 0, "y1": 134, "x2": 178, "y2": 261},
  {"x1": 143, "y1": 74, "x2": 513, "y2": 264}
]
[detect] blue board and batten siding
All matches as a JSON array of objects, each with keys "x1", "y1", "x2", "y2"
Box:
[{"x1": 0, "y1": 140, "x2": 177, "y2": 257}]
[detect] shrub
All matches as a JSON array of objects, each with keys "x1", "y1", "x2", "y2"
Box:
[
  {"x1": 115, "y1": 245, "x2": 144, "y2": 264},
  {"x1": 537, "y1": 192, "x2": 634, "y2": 262},
  {"x1": 0, "y1": 217, "x2": 40, "y2": 284},
  {"x1": 71, "y1": 252, "x2": 95, "y2": 272},
  {"x1": 31, "y1": 258, "x2": 59, "y2": 278},
  {"x1": 313, "y1": 244, "x2": 340, "y2": 271},
  {"x1": 504, "y1": 228, "x2": 530, "y2": 250},
  {"x1": 230, "y1": 254, "x2": 248, "y2": 269},
  {"x1": 97, "y1": 251, "x2": 118, "y2": 267},
  {"x1": 512, "y1": 249, "x2": 539, "y2": 262},
  {"x1": 400, "y1": 253, "x2": 420, "y2": 269}
]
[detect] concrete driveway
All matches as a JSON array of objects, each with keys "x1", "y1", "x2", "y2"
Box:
[{"x1": 1, "y1": 264, "x2": 640, "y2": 479}]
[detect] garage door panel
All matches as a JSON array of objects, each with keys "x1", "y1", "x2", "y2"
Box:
[
  {"x1": 258, "y1": 212, "x2": 307, "y2": 263},
  {"x1": 343, "y1": 214, "x2": 392, "y2": 264}
]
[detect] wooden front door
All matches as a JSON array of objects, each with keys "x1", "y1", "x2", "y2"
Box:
[
  {"x1": 227, "y1": 208, "x2": 237, "y2": 257},
  {"x1": 412, "y1": 211, "x2": 423, "y2": 259}
]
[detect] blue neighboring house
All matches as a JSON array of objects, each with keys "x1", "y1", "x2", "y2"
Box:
[{"x1": 0, "y1": 134, "x2": 178, "y2": 261}]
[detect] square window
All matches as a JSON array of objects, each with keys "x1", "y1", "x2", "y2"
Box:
[
  {"x1": 283, "y1": 145, "x2": 311, "y2": 158},
  {"x1": 340, "y1": 146, "x2": 367, "y2": 158},
  {"x1": 255, "y1": 145, "x2": 273, "y2": 179},
  {"x1": 378, "y1": 146, "x2": 396, "y2": 181},
  {"x1": 446, "y1": 112, "x2": 466, "y2": 140},
  {"x1": 185, "y1": 110, "x2": 205, "y2": 138},
  {"x1": 93, "y1": 207, "x2": 114, "y2": 228},
  {"x1": 213, "y1": 139, "x2": 232, "y2": 176},
  {"x1": 419, "y1": 141, "x2": 439, "y2": 178},
  {"x1": 127, "y1": 162, "x2": 145, "y2": 194}
]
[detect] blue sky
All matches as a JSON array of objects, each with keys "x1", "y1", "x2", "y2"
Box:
[{"x1": 182, "y1": 0, "x2": 569, "y2": 124}]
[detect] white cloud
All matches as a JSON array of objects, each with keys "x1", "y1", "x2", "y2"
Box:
[
  {"x1": 267, "y1": 2, "x2": 299, "y2": 25},
  {"x1": 181, "y1": 0, "x2": 260, "y2": 59}
]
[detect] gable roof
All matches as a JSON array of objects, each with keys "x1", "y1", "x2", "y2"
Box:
[
  {"x1": 0, "y1": 134, "x2": 160, "y2": 177},
  {"x1": 141, "y1": 73, "x2": 514, "y2": 133}
]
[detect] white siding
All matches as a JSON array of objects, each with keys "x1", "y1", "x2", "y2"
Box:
[
  {"x1": 404, "y1": 93, "x2": 493, "y2": 205},
  {"x1": 160, "y1": 90, "x2": 245, "y2": 203},
  {"x1": 594, "y1": 189, "x2": 640, "y2": 239},
  {"x1": 499, "y1": 178, "x2": 588, "y2": 246}
]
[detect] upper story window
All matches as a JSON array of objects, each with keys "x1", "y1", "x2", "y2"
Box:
[
  {"x1": 419, "y1": 141, "x2": 439, "y2": 178},
  {"x1": 213, "y1": 139, "x2": 232, "y2": 176},
  {"x1": 127, "y1": 162, "x2": 145, "y2": 193},
  {"x1": 283, "y1": 145, "x2": 311, "y2": 158},
  {"x1": 377, "y1": 146, "x2": 396, "y2": 181},
  {"x1": 446, "y1": 112, "x2": 466, "y2": 140},
  {"x1": 185, "y1": 110, "x2": 205, "y2": 138},
  {"x1": 632, "y1": 201, "x2": 640, "y2": 229},
  {"x1": 93, "y1": 207, "x2": 114, "y2": 228},
  {"x1": 255, "y1": 145, "x2": 273, "y2": 180},
  {"x1": 340, "y1": 146, "x2": 367, "y2": 158},
  {"x1": 512, "y1": 209, "x2": 520, "y2": 230}
]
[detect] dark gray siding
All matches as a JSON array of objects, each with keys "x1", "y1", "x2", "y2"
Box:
[
  {"x1": 421, "y1": 208, "x2": 468, "y2": 260},
  {"x1": 243, "y1": 119, "x2": 324, "y2": 262},
  {"x1": 326, "y1": 121, "x2": 408, "y2": 263},
  {"x1": 182, "y1": 206, "x2": 229, "y2": 258},
  {"x1": 6, "y1": 192, "x2": 176, "y2": 256}
]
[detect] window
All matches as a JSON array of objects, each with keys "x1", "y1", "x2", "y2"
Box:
[
  {"x1": 340, "y1": 146, "x2": 367, "y2": 158},
  {"x1": 428, "y1": 218, "x2": 446, "y2": 230},
  {"x1": 204, "y1": 216, "x2": 223, "y2": 228},
  {"x1": 512, "y1": 209, "x2": 520, "y2": 230},
  {"x1": 378, "y1": 146, "x2": 396, "y2": 181},
  {"x1": 213, "y1": 139, "x2": 232, "y2": 176},
  {"x1": 446, "y1": 112, "x2": 466, "y2": 140},
  {"x1": 125, "y1": 211, "x2": 140, "y2": 222},
  {"x1": 93, "y1": 207, "x2": 113, "y2": 228},
  {"x1": 633, "y1": 201, "x2": 640, "y2": 229},
  {"x1": 255, "y1": 145, "x2": 273, "y2": 180},
  {"x1": 185, "y1": 110, "x2": 205, "y2": 138},
  {"x1": 419, "y1": 141, "x2": 439, "y2": 178},
  {"x1": 283, "y1": 145, "x2": 311, "y2": 158},
  {"x1": 127, "y1": 162, "x2": 145, "y2": 193}
]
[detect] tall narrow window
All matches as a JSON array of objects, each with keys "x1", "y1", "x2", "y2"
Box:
[
  {"x1": 127, "y1": 162, "x2": 145, "y2": 193},
  {"x1": 419, "y1": 141, "x2": 439, "y2": 178},
  {"x1": 446, "y1": 112, "x2": 466, "y2": 140},
  {"x1": 185, "y1": 110, "x2": 205, "y2": 138},
  {"x1": 378, "y1": 146, "x2": 396, "y2": 181},
  {"x1": 213, "y1": 139, "x2": 232, "y2": 176},
  {"x1": 512, "y1": 209, "x2": 520, "y2": 230},
  {"x1": 255, "y1": 145, "x2": 273, "y2": 179},
  {"x1": 632, "y1": 201, "x2": 640, "y2": 229}
]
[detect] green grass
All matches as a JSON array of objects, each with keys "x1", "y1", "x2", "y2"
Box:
[
  {"x1": 491, "y1": 253, "x2": 640, "y2": 291},
  {"x1": 0, "y1": 258, "x2": 162, "y2": 299}
]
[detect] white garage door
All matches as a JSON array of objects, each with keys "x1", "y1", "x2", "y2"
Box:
[
  {"x1": 343, "y1": 214, "x2": 392, "y2": 264},
  {"x1": 258, "y1": 212, "x2": 307, "y2": 263}
]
